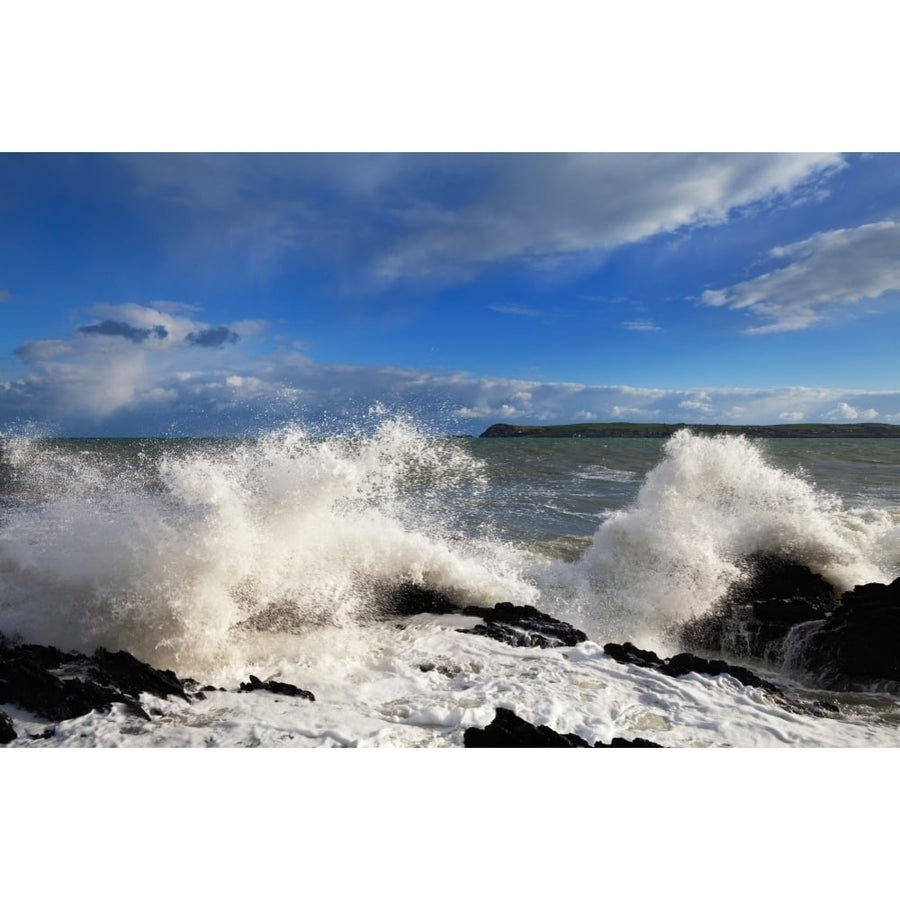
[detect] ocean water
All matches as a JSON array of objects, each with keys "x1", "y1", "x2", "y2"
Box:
[{"x1": 2, "y1": 419, "x2": 900, "y2": 748}]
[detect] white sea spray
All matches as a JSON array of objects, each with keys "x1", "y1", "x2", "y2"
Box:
[
  {"x1": 541, "y1": 430, "x2": 897, "y2": 651},
  {"x1": 0, "y1": 420, "x2": 537, "y2": 675}
]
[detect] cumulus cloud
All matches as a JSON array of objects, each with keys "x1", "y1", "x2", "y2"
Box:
[
  {"x1": 186, "y1": 327, "x2": 240, "y2": 347},
  {"x1": 5, "y1": 304, "x2": 262, "y2": 423},
  {"x1": 5, "y1": 302, "x2": 900, "y2": 435},
  {"x1": 702, "y1": 220, "x2": 900, "y2": 333},
  {"x1": 827, "y1": 401, "x2": 879, "y2": 421},
  {"x1": 77, "y1": 320, "x2": 168, "y2": 342}
]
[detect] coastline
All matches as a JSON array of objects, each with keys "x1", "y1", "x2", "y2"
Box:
[{"x1": 479, "y1": 422, "x2": 900, "y2": 438}]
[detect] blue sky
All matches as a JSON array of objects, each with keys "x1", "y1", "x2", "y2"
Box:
[{"x1": 2, "y1": 152, "x2": 900, "y2": 436}]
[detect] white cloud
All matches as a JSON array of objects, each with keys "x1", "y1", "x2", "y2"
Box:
[
  {"x1": 827, "y1": 401, "x2": 879, "y2": 421},
  {"x1": 371, "y1": 154, "x2": 842, "y2": 284},
  {"x1": 488, "y1": 304, "x2": 541, "y2": 317},
  {"x1": 4, "y1": 304, "x2": 269, "y2": 424},
  {"x1": 6, "y1": 303, "x2": 900, "y2": 435},
  {"x1": 622, "y1": 320, "x2": 661, "y2": 331},
  {"x1": 680, "y1": 399, "x2": 713, "y2": 414},
  {"x1": 702, "y1": 220, "x2": 900, "y2": 333},
  {"x1": 119, "y1": 153, "x2": 843, "y2": 290}
]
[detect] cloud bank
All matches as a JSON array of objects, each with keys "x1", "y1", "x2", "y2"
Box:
[
  {"x1": 121, "y1": 153, "x2": 843, "y2": 288},
  {"x1": 4, "y1": 303, "x2": 900, "y2": 436}
]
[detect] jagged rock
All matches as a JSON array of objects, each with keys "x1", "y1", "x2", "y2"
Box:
[
  {"x1": 603, "y1": 642, "x2": 662, "y2": 669},
  {"x1": 0, "y1": 711, "x2": 16, "y2": 744},
  {"x1": 238, "y1": 673, "x2": 315, "y2": 701},
  {"x1": 595, "y1": 737, "x2": 663, "y2": 748},
  {"x1": 680, "y1": 554, "x2": 837, "y2": 659},
  {"x1": 378, "y1": 588, "x2": 587, "y2": 650},
  {"x1": 92, "y1": 647, "x2": 188, "y2": 701},
  {"x1": 381, "y1": 583, "x2": 460, "y2": 616},
  {"x1": 602, "y1": 640, "x2": 841, "y2": 716},
  {"x1": 0, "y1": 639, "x2": 148, "y2": 722},
  {"x1": 463, "y1": 708, "x2": 662, "y2": 747},
  {"x1": 604, "y1": 641, "x2": 783, "y2": 694},
  {"x1": 677, "y1": 555, "x2": 900, "y2": 690},
  {"x1": 463, "y1": 708, "x2": 592, "y2": 747},
  {"x1": 458, "y1": 602, "x2": 588, "y2": 649},
  {"x1": 792, "y1": 578, "x2": 900, "y2": 686}
]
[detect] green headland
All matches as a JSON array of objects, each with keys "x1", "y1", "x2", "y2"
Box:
[{"x1": 479, "y1": 422, "x2": 900, "y2": 438}]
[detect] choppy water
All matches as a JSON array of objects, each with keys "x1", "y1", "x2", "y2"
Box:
[{"x1": 2, "y1": 420, "x2": 899, "y2": 747}]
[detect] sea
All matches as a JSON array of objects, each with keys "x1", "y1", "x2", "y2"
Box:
[{"x1": 2, "y1": 417, "x2": 899, "y2": 750}]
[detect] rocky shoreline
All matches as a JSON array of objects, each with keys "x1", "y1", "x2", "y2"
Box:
[{"x1": 3, "y1": 563, "x2": 899, "y2": 746}]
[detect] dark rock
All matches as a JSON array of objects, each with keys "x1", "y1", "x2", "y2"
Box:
[
  {"x1": 381, "y1": 583, "x2": 460, "y2": 616},
  {"x1": 678, "y1": 555, "x2": 900, "y2": 690},
  {"x1": 792, "y1": 578, "x2": 900, "y2": 686},
  {"x1": 238, "y1": 673, "x2": 315, "y2": 701},
  {"x1": 92, "y1": 647, "x2": 188, "y2": 701},
  {"x1": 463, "y1": 707, "x2": 663, "y2": 747},
  {"x1": 604, "y1": 641, "x2": 783, "y2": 695},
  {"x1": 603, "y1": 642, "x2": 665, "y2": 669},
  {"x1": 459, "y1": 602, "x2": 588, "y2": 649},
  {"x1": 0, "y1": 640, "x2": 148, "y2": 722},
  {"x1": 0, "y1": 710, "x2": 16, "y2": 744},
  {"x1": 602, "y1": 640, "x2": 841, "y2": 717},
  {"x1": 680, "y1": 554, "x2": 837, "y2": 660},
  {"x1": 664, "y1": 653, "x2": 780, "y2": 692},
  {"x1": 464, "y1": 708, "x2": 591, "y2": 747},
  {"x1": 13, "y1": 642, "x2": 76, "y2": 670}
]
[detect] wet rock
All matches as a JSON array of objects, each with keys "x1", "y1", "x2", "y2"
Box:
[
  {"x1": 604, "y1": 641, "x2": 783, "y2": 694},
  {"x1": 678, "y1": 556, "x2": 900, "y2": 690},
  {"x1": 680, "y1": 554, "x2": 836, "y2": 660},
  {"x1": 382, "y1": 583, "x2": 460, "y2": 616},
  {"x1": 92, "y1": 647, "x2": 188, "y2": 701},
  {"x1": 794, "y1": 578, "x2": 900, "y2": 686},
  {"x1": 602, "y1": 640, "x2": 840, "y2": 717},
  {"x1": 463, "y1": 707, "x2": 663, "y2": 747},
  {"x1": 463, "y1": 707, "x2": 592, "y2": 747},
  {"x1": 0, "y1": 711, "x2": 16, "y2": 744},
  {"x1": 459, "y1": 602, "x2": 588, "y2": 649},
  {"x1": 239, "y1": 673, "x2": 315, "y2": 700},
  {"x1": 0, "y1": 639, "x2": 148, "y2": 722}
]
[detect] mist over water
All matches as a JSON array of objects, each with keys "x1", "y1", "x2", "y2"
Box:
[{"x1": 1, "y1": 420, "x2": 898, "y2": 678}]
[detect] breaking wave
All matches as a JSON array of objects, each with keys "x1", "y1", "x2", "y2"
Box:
[
  {"x1": 0, "y1": 420, "x2": 536, "y2": 674},
  {"x1": 2, "y1": 423, "x2": 897, "y2": 675},
  {"x1": 542, "y1": 430, "x2": 898, "y2": 651}
]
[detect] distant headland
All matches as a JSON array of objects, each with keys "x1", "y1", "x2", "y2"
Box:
[{"x1": 479, "y1": 422, "x2": 900, "y2": 439}]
